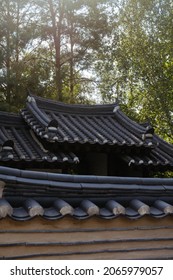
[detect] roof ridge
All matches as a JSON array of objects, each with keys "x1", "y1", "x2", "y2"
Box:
[
  {"x1": 1, "y1": 165, "x2": 173, "y2": 185},
  {"x1": 30, "y1": 94, "x2": 117, "y2": 114}
]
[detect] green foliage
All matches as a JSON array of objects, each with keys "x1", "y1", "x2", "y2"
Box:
[
  {"x1": 95, "y1": 0, "x2": 173, "y2": 143},
  {"x1": 0, "y1": 0, "x2": 173, "y2": 148},
  {"x1": 0, "y1": 0, "x2": 111, "y2": 109}
]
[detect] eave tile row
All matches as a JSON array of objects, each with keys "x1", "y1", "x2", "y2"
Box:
[{"x1": 0, "y1": 198, "x2": 172, "y2": 221}]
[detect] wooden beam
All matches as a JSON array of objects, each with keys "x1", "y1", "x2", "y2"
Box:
[{"x1": 0, "y1": 181, "x2": 5, "y2": 198}]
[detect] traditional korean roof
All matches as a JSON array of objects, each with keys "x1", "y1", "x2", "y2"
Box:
[
  {"x1": 21, "y1": 95, "x2": 156, "y2": 147},
  {"x1": 122, "y1": 135, "x2": 173, "y2": 167},
  {"x1": 0, "y1": 111, "x2": 79, "y2": 164},
  {"x1": 1, "y1": 166, "x2": 173, "y2": 221},
  {"x1": 0, "y1": 95, "x2": 173, "y2": 169},
  {"x1": 20, "y1": 95, "x2": 173, "y2": 169}
]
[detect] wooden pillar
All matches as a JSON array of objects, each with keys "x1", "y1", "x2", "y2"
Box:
[{"x1": 0, "y1": 181, "x2": 5, "y2": 198}]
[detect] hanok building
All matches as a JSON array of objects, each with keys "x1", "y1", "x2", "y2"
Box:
[{"x1": 0, "y1": 95, "x2": 173, "y2": 259}]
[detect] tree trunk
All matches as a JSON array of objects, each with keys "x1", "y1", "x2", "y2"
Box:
[
  {"x1": 48, "y1": 0, "x2": 63, "y2": 101},
  {"x1": 6, "y1": 0, "x2": 11, "y2": 108},
  {"x1": 15, "y1": 0, "x2": 20, "y2": 102},
  {"x1": 69, "y1": 10, "x2": 74, "y2": 102}
]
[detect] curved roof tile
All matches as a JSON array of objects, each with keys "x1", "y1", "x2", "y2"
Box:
[
  {"x1": 1, "y1": 95, "x2": 173, "y2": 168},
  {"x1": 21, "y1": 95, "x2": 154, "y2": 146},
  {"x1": 1, "y1": 166, "x2": 173, "y2": 221},
  {"x1": 0, "y1": 197, "x2": 172, "y2": 221},
  {"x1": 0, "y1": 112, "x2": 79, "y2": 164}
]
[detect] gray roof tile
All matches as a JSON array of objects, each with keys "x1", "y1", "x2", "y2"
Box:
[
  {"x1": 22, "y1": 95, "x2": 151, "y2": 146},
  {"x1": 1, "y1": 166, "x2": 173, "y2": 221},
  {"x1": 19, "y1": 95, "x2": 173, "y2": 168},
  {"x1": 0, "y1": 111, "x2": 79, "y2": 164},
  {"x1": 0, "y1": 197, "x2": 172, "y2": 221}
]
